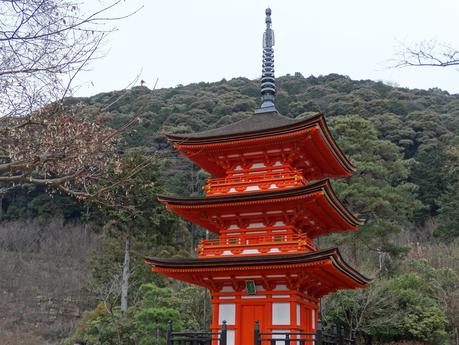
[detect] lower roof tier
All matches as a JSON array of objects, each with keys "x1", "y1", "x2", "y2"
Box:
[
  {"x1": 158, "y1": 179, "x2": 363, "y2": 238},
  {"x1": 145, "y1": 248, "x2": 369, "y2": 298}
]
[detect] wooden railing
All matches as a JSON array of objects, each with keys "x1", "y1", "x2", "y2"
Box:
[
  {"x1": 196, "y1": 234, "x2": 316, "y2": 256},
  {"x1": 167, "y1": 320, "x2": 227, "y2": 345},
  {"x1": 204, "y1": 169, "x2": 307, "y2": 195},
  {"x1": 254, "y1": 321, "x2": 356, "y2": 345},
  {"x1": 165, "y1": 320, "x2": 355, "y2": 345}
]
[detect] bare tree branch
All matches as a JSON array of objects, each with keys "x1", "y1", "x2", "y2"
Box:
[
  {"x1": 0, "y1": 105, "x2": 142, "y2": 205},
  {"x1": 395, "y1": 40, "x2": 459, "y2": 68},
  {"x1": 0, "y1": 0, "x2": 142, "y2": 117}
]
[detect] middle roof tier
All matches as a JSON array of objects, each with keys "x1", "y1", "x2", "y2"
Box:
[{"x1": 158, "y1": 179, "x2": 362, "y2": 239}]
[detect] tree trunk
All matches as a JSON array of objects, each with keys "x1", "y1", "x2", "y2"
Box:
[{"x1": 120, "y1": 234, "x2": 131, "y2": 314}]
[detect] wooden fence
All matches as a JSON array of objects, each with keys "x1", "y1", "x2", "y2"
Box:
[{"x1": 166, "y1": 320, "x2": 356, "y2": 345}]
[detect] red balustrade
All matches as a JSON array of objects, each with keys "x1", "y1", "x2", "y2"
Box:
[
  {"x1": 204, "y1": 168, "x2": 308, "y2": 195},
  {"x1": 196, "y1": 233, "x2": 316, "y2": 257}
]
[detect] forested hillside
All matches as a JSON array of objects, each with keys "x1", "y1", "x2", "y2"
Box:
[{"x1": 1, "y1": 73, "x2": 458, "y2": 345}]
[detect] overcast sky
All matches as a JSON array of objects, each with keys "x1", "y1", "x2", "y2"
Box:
[{"x1": 74, "y1": 0, "x2": 459, "y2": 97}]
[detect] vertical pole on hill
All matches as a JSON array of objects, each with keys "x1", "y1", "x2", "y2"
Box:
[
  {"x1": 120, "y1": 233, "x2": 131, "y2": 314},
  {"x1": 221, "y1": 320, "x2": 227, "y2": 345},
  {"x1": 254, "y1": 320, "x2": 261, "y2": 345}
]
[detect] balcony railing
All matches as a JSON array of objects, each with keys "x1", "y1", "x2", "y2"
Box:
[
  {"x1": 197, "y1": 234, "x2": 315, "y2": 257},
  {"x1": 165, "y1": 320, "x2": 356, "y2": 345},
  {"x1": 167, "y1": 320, "x2": 227, "y2": 345},
  {"x1": 204, "y1": 169, "x2": 307, "y2": 195},
  {"x1": 255, "y1": 321, "x2": 357, "y2": 345}
]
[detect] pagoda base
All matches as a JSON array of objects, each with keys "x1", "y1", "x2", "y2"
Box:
[
  {"x1": 146, "y1": 249, "x2": 369, "y2": 345},
  {"x1": 210, "y1": 283, "x2": 319, "y2": 345}
]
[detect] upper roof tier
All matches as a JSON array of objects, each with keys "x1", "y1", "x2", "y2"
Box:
[{"x1": 165, "y1": 112, "x2": 354, "y2": 180}]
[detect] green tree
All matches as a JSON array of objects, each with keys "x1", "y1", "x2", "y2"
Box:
[
  {"x1": 323, "y1": 269, "x2": 450, "y2": 345},
  {"x1": 70, "y1": 282, "x2": 209, "y2": 345},
  {"x1": 328, "y1": 115, "x2": 422, "y2": 269},
  {"x1": 436, "y1": 144, "x2": 459, "y2": 239},
  {"x1": 91, "y1": 151, "x2": 190, "y2": 314}
]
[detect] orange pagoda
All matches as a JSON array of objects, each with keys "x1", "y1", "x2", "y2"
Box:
[{"x1": 146, "y1": 8, "x2": 369, "y2": 345}]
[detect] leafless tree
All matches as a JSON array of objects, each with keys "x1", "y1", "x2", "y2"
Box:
[
  {"x1": 0, "y1": 105, "x2": 143, "y2": 205},
  {"x1": 396, "y1": 40, "x2": 459, "y2": 68},
  {"x1": 0, "y1": 0, "x2": 138, "y2": 117}
]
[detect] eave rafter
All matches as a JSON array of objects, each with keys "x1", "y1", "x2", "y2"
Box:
[{"x1": 261, "y1": 275, "x2": 276, "y2": 291}]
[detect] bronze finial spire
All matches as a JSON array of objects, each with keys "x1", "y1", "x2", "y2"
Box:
[{"x1": 256, "y1": 8, "x2": 277, "y2": 113}]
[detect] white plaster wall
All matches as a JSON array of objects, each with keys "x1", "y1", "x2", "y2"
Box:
[
  {"x1": 242, "y1": 249, "x2": 259, "y2": 254},
  {"x1": 246, "y1": 186, "x2": 261, "y2": 191},
  {"x1": 219, "y1": 304, "x2": 235, "y2": 325},
  {"x1": 272, "y1": 303, "x2": 290, "y2": 325},
  {"x1": 248, "y1": 222, "x2": 265, "y2": 228},
  {"x1": 221, "y1": 286, "x2": 235, "y2": 292},
  {"x1": 227, "y1": 330, "x2": 235, "y2": 345}
]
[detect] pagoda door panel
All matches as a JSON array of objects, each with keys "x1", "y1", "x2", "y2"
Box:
[{"x1": 239, "y1": 304, "x2": 264, "y2": 345}]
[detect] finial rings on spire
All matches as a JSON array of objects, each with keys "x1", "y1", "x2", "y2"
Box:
[{"x1": 257, "y1": 8, "x2": 277, "y2": 113}]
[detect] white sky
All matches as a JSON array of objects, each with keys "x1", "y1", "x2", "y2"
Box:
[{"x1": 74, "y1": 0, "x2": 459, "y2": 97}]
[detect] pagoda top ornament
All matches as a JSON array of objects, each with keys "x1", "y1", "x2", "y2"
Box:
[{"x1": 257, "y1": 7, "x2": 277, "y2": 113}]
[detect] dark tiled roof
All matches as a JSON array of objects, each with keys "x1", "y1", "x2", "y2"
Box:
[
  {"x1": 166, "y1": 111, "x2": 318, "y2": 141},
  {"x1": 145, "y1": 247, "x2": 370, "y2": 285}
]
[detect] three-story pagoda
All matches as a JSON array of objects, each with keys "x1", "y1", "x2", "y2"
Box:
[{"x1": 146, "y1": 8, "x2": 369, "y2": 345}]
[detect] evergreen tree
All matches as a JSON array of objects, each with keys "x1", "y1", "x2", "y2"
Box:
[{"x1": 327, "y1": 115, "x2": 422, "y2": 269}]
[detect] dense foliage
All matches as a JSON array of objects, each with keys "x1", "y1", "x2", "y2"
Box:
[
  {"x1": 1, "y1": 73, "x2": 458, "y2": 344},
  {"x1": 69, "y1": 283, "x2": 210, "y2": 345}
]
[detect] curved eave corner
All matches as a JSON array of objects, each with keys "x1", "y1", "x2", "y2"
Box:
[
  {"x1": 321, "y1": 180, "x2": 364, "y2": 227},
  {"x1": 314, "y1": 114, "x2": 355, "y2": 174}
]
